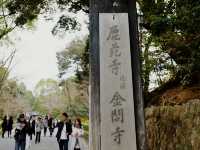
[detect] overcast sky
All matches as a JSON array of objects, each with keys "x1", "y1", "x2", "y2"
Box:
[{"x1": 1, "y1": 12, "x2": 88, "y2": 91}]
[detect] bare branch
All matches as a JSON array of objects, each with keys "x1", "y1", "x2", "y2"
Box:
[{"x1": 0, "y1": 49, "x2": 17, "y2": 89}]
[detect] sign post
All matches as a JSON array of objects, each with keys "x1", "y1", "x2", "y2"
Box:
[{"x1": 89, "y1": 1, "x2": 147, "y2": 150}]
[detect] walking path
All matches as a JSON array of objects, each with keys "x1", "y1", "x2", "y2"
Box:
[
  {"x1": 0, "y1": 136, "x2": 58, "y2": 150},
  {"x1": 0, "y1": 129, "x2": 88, "y2": 150}
]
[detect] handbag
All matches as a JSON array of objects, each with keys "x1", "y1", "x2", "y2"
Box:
[
  {"x1": 74, "y1": 138, "x2": 80, "y2": 149},
  {"x1": 14, "y1": 129, "x2": 24, "y2": 141},
  {"x1": 14, "y1": 129, "x2": 20, "y2": 141}
]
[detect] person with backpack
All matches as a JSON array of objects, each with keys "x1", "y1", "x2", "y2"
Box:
[{"x1": 14, "y1": 114, "x2": 28, "y2": 150}]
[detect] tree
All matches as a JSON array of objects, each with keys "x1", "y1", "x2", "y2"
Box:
[
  {"x1": 33, "y1": 79, "x2": 63, "y2": 115},
  {"x1": 56, "y1": 0, "x2": 89, "y2": 13},
  {"x1": 0, "y1": 79, "x2": 33, "y2": 117},
  {"x1": 56, "y1": 37, "x2": 89, "y2": 116},
  {"x1": 0, "y1": 49, "x2": 16, "y2": 90},
  {"x1": 34, "y1": 79, "x2": 59, "y2": 96},
  {"x1": 33, "y1": 78, "x2": 89, "y2": 118},
  {"x1": 139, "y1": 0, "x2": 200, "y2": 85},
  {"x1": 0, "y1": 0, "x2": 88, "y2": 40},
  {"x1": 57, "y1": 36, "x2": 89, "y2": 82},
  {"x1": 58, "y1": 77, "x2": 89, "y2": 118},
  {"x1": 0, "y1": 0, "x2": 47, "y2": 40}
]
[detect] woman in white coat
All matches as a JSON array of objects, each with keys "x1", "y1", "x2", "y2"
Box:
[{"x1": 70, "y1": 118, "x2": 85, "y2": 150}]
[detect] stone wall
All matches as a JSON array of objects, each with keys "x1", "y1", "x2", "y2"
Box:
[{"x1": 145, "y1": 99, "x2": 200, "y2": 150}]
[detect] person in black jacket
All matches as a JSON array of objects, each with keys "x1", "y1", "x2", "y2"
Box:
[
  {"x1": 48, "y1": 116, "x2": 54, "y2": 137},
  {"x1": 56, "y1": 113, "x2": 72, "y2": 150},
  {"x1": 28, "y1": 116, "x2": 35, "y2": 140},
  {"x1": 31, "y1": 117, "x2": 36, "y2": 137},
  {"x1": 7, "y1": 116, "x2": 13, "y2": 138},
  {"x1": 1, "y1": 116, "x2": 8, "y2": 138},
  {"x1": 14, "y1": 114, "x2": 28, "y2": 150}
]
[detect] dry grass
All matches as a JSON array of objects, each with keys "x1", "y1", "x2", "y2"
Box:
[
  {"x1": 146, "y1": 99, "x2": 200, "y2": 150},
  {"x1": 158, "y1": 86, "x2": 200, "y2": 105}
]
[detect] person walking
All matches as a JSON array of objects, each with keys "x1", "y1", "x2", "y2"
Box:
[
  {"x1": 54, "y1": 119, "x2": 58, "y2": 128},
  {"x1": 43, "y1": 116, "x2": 48, "y2": 137},
  {"x1": 14, "y1": 114, "x2": 28, "y2": 150},
  {"x1": 31, "y1": 117, "x2": 36, "y2": 139},
  {"x1": 1, "y1": 116, "x2": 8, "y2": 138},
  {"x1": 35, "y1": 117, "x2": 43, "y2": 144},
  {"x1": 27, "y1": 117, "x2": 33, "y2": 141},
  {"x1": 8, "y1": 116, "x2": 13, "y2": 138},
  {"x1": 70, "y1": 118, "x2": 85, "y2": 150},
  {"x1": 26, "y1": 116, "x2": 33, "y2": 149},
  {"x1": 56, "y1": 113, "x2": 72, "y2": 150},
  {"x1": 48, "y1": 116, "x2": 54, "y2": 137}
]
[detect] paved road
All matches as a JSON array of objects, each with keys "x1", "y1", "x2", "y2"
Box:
[
  {"x1": 0, "y1": 130, "x2": 88, "y2": 150},
  {"x1": 0, "y1": 136, "x2": 59, "y2": 150}
]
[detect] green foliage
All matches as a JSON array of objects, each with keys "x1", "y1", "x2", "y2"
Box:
[
  {"x1": 0, "y1": 79, "x2": 35, "y2": 118},
  {"x1": 75, "y1": 37, "x2": 89, "y2": 83},
  {"x1": 33, "y1": 78, "x2": 88, "y2": 119},
  {"x1": 59, "y1": 78, "x2": 89, "y2": 118},
  {"x1": 68, "y1": 95, "x2": 88, "y2": 117},
  {"x1": 57, "y1": 0, "x2": 89, "y2": 13},
  {"x1": 57, "y1": 36, "x2": 89, "y2": 82},
  {"x1": 0, "y1": 0, "x2": 88, "y2": 39},
  {"x1": 0, "y1": 0, "x2": 47, "y2": 39},
  {"x1": 32, "y1": 98, "x2": 49, "y2": 115},
  {"x1": 52, "y1": 107, "x2": 62, "y2": 118},
  {"x1": 140, "y1": 0, "x2": 200, "y2": 85},
  {"x1": 34, "y1": 79, "x2": 59, "y2": 96},
  {"x1": 56, "y1": 37, "x2": 89, "y2": 118},
  {"x1": 0, "y1": 67, "x2": 9, "y2": 88},
  {"x1": 6, "y1": 0, "x2": 46, "y2": 26},
  {"x1": 82, "y1": 118, "x2": 89, "y2": 139},
  {"x1": 33, "y1": 79, "x2": 61, "y2": 114},
  {"x1": 53, "y1": 0, "x2": 200, "y2": 91},
  {"x1": 49, "y1": 0, "x2": 89, "y2": 36},
  {"x1": 52, "y1": 15, "x2": 81, "y2": 36}
]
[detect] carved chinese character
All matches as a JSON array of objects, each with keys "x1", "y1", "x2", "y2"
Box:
[
  {"x1": 110, "y1": 42, "x2": 121, "y2": 58},
  {"x1": 107, "y1": 25, "x2": 120, "y2": 41},
  {"x1": 111, "y1": 108, "x2": 124, "y2": 123},
  {"x1": 109, "y1": 59, "x2": 121, "y2": 75},
  {"x1": 110, "y1": 92, "x2": 126, "y2": 107},
  {"x1": 111, "y1": 127, "x2": 125, "y2": 144}
]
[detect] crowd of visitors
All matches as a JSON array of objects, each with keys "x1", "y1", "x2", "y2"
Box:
[{"x1": 1, "y1": 112, "x2": 85, "y2": 150}]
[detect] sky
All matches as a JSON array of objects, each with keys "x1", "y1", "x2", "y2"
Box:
[{"x1": 1, "y1": 12, "x2": 88, "y2": 91}]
